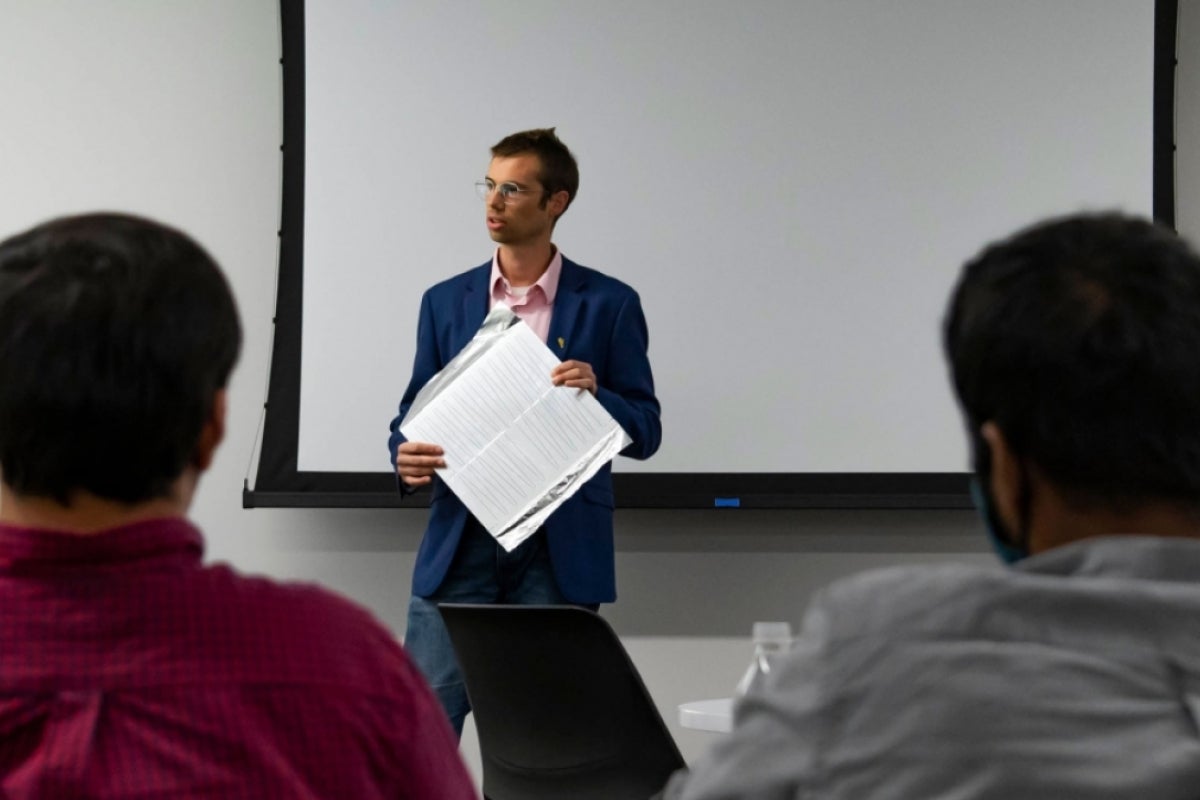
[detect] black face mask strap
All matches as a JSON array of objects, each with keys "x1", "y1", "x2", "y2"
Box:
[
  {"x1": 971, "y1": 428, "x2": 1030, "y2": 553},
  {"x1": 1013, "y1": 459, "x2": 1033, "y2": 554}
]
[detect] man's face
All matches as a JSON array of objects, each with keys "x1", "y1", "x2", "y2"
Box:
[{"x1": 483, "y1": 153, "x2": 559, "y2": 247}]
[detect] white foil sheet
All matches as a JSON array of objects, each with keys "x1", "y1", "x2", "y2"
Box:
[{"x1": 400, "y1": 306, "x2": 631, "y2": 551}]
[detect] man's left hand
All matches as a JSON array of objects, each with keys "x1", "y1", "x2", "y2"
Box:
[{"x1": 551, "y1": 360, "x2": 597, "y2": 395}]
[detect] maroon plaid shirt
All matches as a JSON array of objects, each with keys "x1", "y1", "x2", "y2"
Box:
[{"x1": 0, "y1": 517, "x2": 477, "y2": 799}]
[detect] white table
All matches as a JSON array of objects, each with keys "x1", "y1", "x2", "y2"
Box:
[{"x1": 678, "y1": 697, "x2": 734, "y2": 733}]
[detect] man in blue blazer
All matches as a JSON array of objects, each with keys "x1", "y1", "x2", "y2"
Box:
[{"x1": 388, "y1": 128, "x2": 661, "y2": 735}]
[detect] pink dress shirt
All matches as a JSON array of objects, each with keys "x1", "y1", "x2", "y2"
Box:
[{"x1": 489, "y1": 247, "x2": 562, "y2": 342}]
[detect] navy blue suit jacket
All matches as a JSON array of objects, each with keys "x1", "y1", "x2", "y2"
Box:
[{"x1": 388, "y1": 257, "x2": 661, "y2": 604}]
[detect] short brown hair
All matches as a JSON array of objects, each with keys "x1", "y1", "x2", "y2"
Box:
[{"x1": 491, "y1": 128, "x2": 579, "y2": 217}]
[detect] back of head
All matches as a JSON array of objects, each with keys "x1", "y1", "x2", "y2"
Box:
[
  {"x1": 0, "y1": 213, "x2": 242, "y2": 504},
  {"x1": 943, "y1": 211, "x2": 1200, "y2": 511},
  {"x1": 491, "y1": 127, "x2": 580, "y2": 213}
]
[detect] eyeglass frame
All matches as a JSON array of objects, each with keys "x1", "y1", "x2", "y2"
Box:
[{"x1": 474, "y1": 179, "x2": 549, "y2": 204}]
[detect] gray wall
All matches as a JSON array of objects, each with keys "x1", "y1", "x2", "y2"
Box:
[{"x1": 2, "y1": 0, "x2": 1198, "y2": 784}]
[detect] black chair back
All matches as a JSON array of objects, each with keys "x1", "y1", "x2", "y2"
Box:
[{"x1": 438, "y1": 603, "x2": 686, "y2": 800}]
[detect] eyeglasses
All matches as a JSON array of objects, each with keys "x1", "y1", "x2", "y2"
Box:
[{"x1": 475, "y1": 180, "x2": 542, "y2": 204}]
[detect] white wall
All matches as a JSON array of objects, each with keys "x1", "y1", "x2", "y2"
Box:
[
  {"x1": 2, "y1": 0, "x2": 1198, "y2": 785},
  {"x1": 1180, "y1": 1, "x2": 1200, "y2": 241}
]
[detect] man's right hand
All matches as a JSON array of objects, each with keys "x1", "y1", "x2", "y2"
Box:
[{"x1": 396, "y1": 441, "x2": 445, "y2": 487}]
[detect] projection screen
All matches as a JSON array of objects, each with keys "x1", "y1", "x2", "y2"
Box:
[{"x1": 247, "y1": 0, "x2": 1176, "y2": 508}]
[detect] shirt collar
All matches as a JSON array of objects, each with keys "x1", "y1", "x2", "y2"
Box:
[
  {"x1": 0, "y1": 517, "x2": 203, "y2": 574},
  {"x1": 1017, "y1": 535, "x2": 1200, "y2": 584},
  {"x1": 490, "y1": 247, "x2": 563, "y2": 304}
]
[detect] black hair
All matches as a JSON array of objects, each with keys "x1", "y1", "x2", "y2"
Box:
[
  {"x1": 0, "y1": 212, "x2": 242, "y2": 504},
  {"x1": 944, "y1": 211, "x2": 1200, "y2": 510}
]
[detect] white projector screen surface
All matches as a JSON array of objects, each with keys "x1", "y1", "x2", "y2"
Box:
[{"x1": 296, "y1": 0, "x2": 1155, "y2": 477}]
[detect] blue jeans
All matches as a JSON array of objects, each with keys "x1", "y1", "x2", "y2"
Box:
[{"x1": 404, "y1": 518, "x2": 593, "y2": 738}]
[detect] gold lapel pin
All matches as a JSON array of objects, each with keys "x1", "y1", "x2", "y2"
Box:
[{"x1": 557, "y1": 337, "x2": 565, "y2": 350}]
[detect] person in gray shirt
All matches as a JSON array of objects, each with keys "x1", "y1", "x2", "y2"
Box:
[{"x1": 662, "y1": 212, "x2": 1200, "y2": 800}]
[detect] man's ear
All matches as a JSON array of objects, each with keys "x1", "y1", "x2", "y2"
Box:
[
  {"x1": 980, "y1": 420, "x2": 1021, "y2": 535},
  {"x1": 192, "y1": 389, "x2": 227, "y2": 471},
  {"x1": 548, "y1": 190, "x2": 569, "y2": 220}
]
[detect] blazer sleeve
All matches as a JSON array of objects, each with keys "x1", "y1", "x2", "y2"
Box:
[
  {"x1": 387, "y1": 288, "x2": 443, "y2": 466},
  {"x1": 594, "y1": 289, "x2": 662, "y2": 461}
]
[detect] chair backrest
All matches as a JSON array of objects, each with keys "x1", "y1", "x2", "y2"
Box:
[{"x1": 438, "y1": 603, "x2": 686, "y2": 800}]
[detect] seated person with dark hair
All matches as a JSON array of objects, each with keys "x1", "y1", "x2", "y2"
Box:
[
  {"x1": 0, "y1": 213, "x2": 476, "y2": 798},
  {"x1": 663, "y1": 212, "x2": 1200, "y2": 799}
]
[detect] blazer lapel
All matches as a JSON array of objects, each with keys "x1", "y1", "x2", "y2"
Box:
[
  {"x1": 457, "y1": 262, "x2": 492, "y2": 353},
  {"x1": 548, "y1": 257, "x2": 585, "y2": 360}
]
